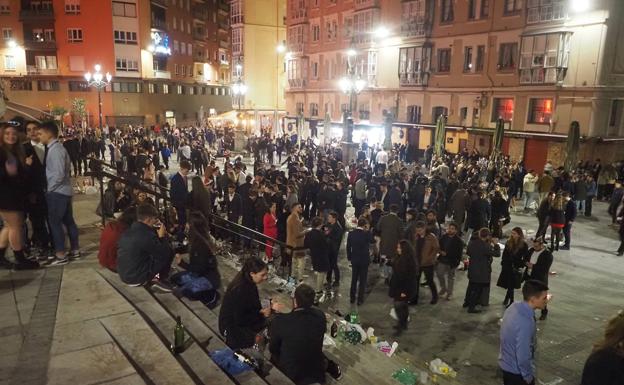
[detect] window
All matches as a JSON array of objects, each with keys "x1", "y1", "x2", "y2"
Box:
[
  {"x1": 10, "y1": 80, "x2": 32, "y2": 91},
  {"x1": 326, "y1": 19, "x2": 338, "y2": 41},
  {"x1": 432, "y1": 106, "x2": 448, "y2": 121},
  {"x1": 177, "y1": 84, "x2": 184, "y2": 94},
  {"x1": 481, "y1": 0, "x2": 489, "y2": 17},
  {"x1": 188, "y1": 44, "x2": 192, "y2": 57},
  {"x1": 232, "y1": 28, "x2": 242, "y2": 55},
  {"x1": 112, "y1": 1, "x2": 136, "y2": 17},
  {"x1": 173, "y1": 40, "x2": 179, "y2": 53},
  {"x1": 68, "y1": 81, "x2": 89, "y2": 92},
  {"x1": 32, "y1": 28, "x2": 55, "y2": 42},
  {"x1": 189, "y1": 86, "x2": 195, "y2": 95},
  {"x1": 37, "y1": 80, "x2": 60, "y2": 91},
  {"x1": 498, "y1": 43, "x2": 517, "y2": 70},
  {"x1": 311, "y1": 24, "x2": 320, "y2": 42},
  {"x1": 476, "y1": 45, "x2": 485, "y2": 71},
  {"x1": 527, "y1": 0, "x2": 566, "y2": 23},
  {"x1": 162, "y1": 84, "x2": 170, "y2": 94},
  {"x1": 311, "y1": 61, "x2": 319, "y2": 79},
  {"x1": 65, "y1": 0, "x2": 80, "y2": 14},
  {"x1": 181, "y1": 64, "x2": 186, "y2": 76},
  {"x1": 460, "y1": 107, "x2": 468, "y2": 122},
  {"x1": 504, "y1": 0, "x2": 522, "y2": 15},
  {"x1": 492, "y1": 98, "x2": 514, "y2": 121},
  {"x1": 468, "y1": 0, "x2": 477, "y2": 19},
  {"x1": 353, "y1": 10, "x2": 376, "y2": 44},
  {"x1": 173, "y1": 17, "x2": 177, "y2": 30},
  {"x1": 0, "y1": 0, "x2": 9, "y2": 14},
  {"x1": 441, "y1": 0, "x2": 454, "y2": 23},
  {"x1": 359, "y1": 105, "x2": 370, "y2": 120},
  {"x1": 407, "y1": 105, "x2": 421, "y2": 123},
  {"x1": 519, "y1": 33, "x2": 571, "y2": 84},
  {"x1": 527, "y1": 98, "x2": 553, "y2": 124},
  {"x1": 114, "y1": 30, "x2": 137, "y2": 44},
  {"x1": 309, "y1": 103, "x2": 319, "y2": 117},
  {"x1": 115, "y1": 58, "x2": 138, "y2": 72},
  {"x1": 174, "y1": 64, "x2": 179, "y2": 75},
  {"x1": 34, "y1": 55, "x2": 57, "y2": 70},
  {"x1": 398, "y1": 46, "x2": 431, "y2": 86},
  {"x1": 4, "y1": 55, "x2": 16, "y2": 71},
  {"x1": 343, "y1": 16, "x2": 353, "y2": 40},
  {"x1": 67, "y1": 28, "x2": 83, "y2": 43},
  {"x1": 463, "y1": 46, "x2": 473, "y2": 72},
  {"x1": 231, "y1": 0, "x2": 243, "y2": 24},
  {"x1": 148, "y1": 83, "x2": 157, "y2": 94},
  {"x1": 112, "y1": 82, "x2": 141, "y2": 93},
  {"x1": 181, "y1": 42, "x2": 186, "y2": 55},
  {"x1": 609, "y1": 100, "x2": 623, "y2": 131},
  {"x1": 437, "y1": 48, "x2": 451, "y2": 73},
  {"x1": 2, "y1": 28, "x2": 12, "y2": 40}
]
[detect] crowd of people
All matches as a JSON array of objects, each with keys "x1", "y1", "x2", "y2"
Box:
[{"x1": 2, "y1": 116, "x2": 623, "y2": 385}]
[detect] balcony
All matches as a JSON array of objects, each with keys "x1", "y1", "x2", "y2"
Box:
[
  {"x1": 192, "y1": 5, "x2": 207, "y2": 20},
  {"x1": 152, "y1": 70, "x2": 171, "y2": 79},
  {"x1": 400, "y1": 18, "x2": 430, "y2": 38},
  {"x1": 354, "y1": 0, "x2": 380, "y2": 10},
  {"x1": 151, "y1": 18, "x2": 167, "y2": 31},
  {"x1": 288, "y1": 43, "x2": 305, "y2": 54},
  {"x1": 289, "y1": 9, "x2": 308, "y2": 25},
  {"x1": 23, "y1": 39, "x2": 57, "y2": 50},
  {"x1": 218, "y1": 22, "x2": 229, "y2": 32},
  {"x1": 151, "y1": 0, "x2": 167, "y2": 8},
  {"x1": 27, "y1": 65, "x2": 58, "y2": 75},
  {"x1": 219, "y1": 39, "x2": 230, "y2": 49},
  {"x1": 19, "y1": 8, "x2": 55, "y2": 21},
  {"x1": 288, "y1": 78, "x2": 308, "y2": 89}
]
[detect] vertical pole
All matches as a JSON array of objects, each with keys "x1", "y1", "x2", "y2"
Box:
[
  {"x1": 99, "y1": 173, "x2": 105, "y2": 227},
  {"x1": 98, "y1": 87, "x2": 103, "y2": 130}
]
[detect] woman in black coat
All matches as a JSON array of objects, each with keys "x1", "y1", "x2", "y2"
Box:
[
  {"x1": 489, "y1": 190, "x2": 509, "y2": 239},
  {"x1": 389, "y1": 240, "x2": 418, "y2": 336},
  {"x1": 535, "y1": 192, "x2": 554, "y2": 238},
  {"x1": 183, "y1": 211, "x2": 221, "y2": 290},
  {"x1": 581, "y1": 310, "x2": 624, "y2": 385},
  {"x1": 218, "y1": 257, "x2": 273, "y2": 349},
  {"x1": 524, "y1": 236, "x2": 553, "y2": 320},
  {"x1": 496, "y1": 227, "x2": 529, "y2": 307},
  {"x1": 549, "y1": 194, "x2": 566, "y2": 251}
]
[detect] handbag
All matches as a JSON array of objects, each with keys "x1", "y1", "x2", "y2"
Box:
[{"x1": 513, "y1": 268, "x2": 524, "y2": 289}]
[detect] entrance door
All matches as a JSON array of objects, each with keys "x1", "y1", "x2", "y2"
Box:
[
  {"x1": 524, "y1": 138, "x2": 549, "y2": 173},
  {"x1": 165, "y1": 110, "x2": 176, "y2": 127}
]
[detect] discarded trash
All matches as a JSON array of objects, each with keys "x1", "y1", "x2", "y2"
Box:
[
  {"x1": 392, "y1": 368, "x2": 418, "y2": 385},
  {"x1": 549, "y1": 271, "x2": 557, "y2": 275},
  {"x1": 463, "y1": 360, "x2": 471, "y2": 367},
  {"x1": 377, "y1": 341, "x2": 399, "y2": 357},
  {"x1": 323, "y1": 334, "x2": 337, "y2": 347},
  {"x1": 428, "y1": 358, "x2": 457, "y2": 378},
  {"x1": 539, "y1": 378, "x2": 564, "y2": 385}
]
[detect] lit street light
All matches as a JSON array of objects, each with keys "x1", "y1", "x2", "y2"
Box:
[
  {"x1": 84, "y1": 64, "x2": 112, "y2": 130},
  {"x1": 339, "y1": 46, "x2": 366, "y2": 156}
]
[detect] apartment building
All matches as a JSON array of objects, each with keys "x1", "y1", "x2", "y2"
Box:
[
  {"x1": 0, "y1": 0, "x2": 232, "y2": 127},
  {"x1": 285, "y1": 0, "x2": 624, "y2": 168},
  {"x1": 230, "y1": 0, "x2": 287, "y2": 135}
]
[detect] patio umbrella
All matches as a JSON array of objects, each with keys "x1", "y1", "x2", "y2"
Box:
[
  {"x1": 490, "y1": 118, "x2": 505, "y2": 162},
  {"x1": 323, "y1": 112, "x2": 332, "y2": 145},
  {"x1": 564, "y1": 121, "x2": 580, "y2": 172},
  {"x1": 434, "y1": 114, "x2": 446, "y2": 156}
]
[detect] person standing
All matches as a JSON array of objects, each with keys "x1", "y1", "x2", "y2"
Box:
[
  {"x1": 448, "y1": 183, "x2": 470, "y2": 234},
  {"x1": 464, "y1": 228, "x2": 500, "y2": 313},
  {"x1": 325, "y1": 211, "x2": 344, "y2": 288},
  {"x1": 38, "y1": 121, "x2": 80, "y2": 266},
  {"x1": 524, "y1": 236, "x2": 553, "y2": 320},
  {"x1": 581, "y1": 310, "x2": 624, "y2": 385},
  {"x1": 548, "y1": 194, "x2": 566, "y2": 251},
  {"x1": 263, "y1": 203, "x2": 278, "y2": 262},
  {"x1": 286, "y1": 203, "x2": 306, "y2": 282},
  {"x1": 497, "y1": 227, "x2": 529, "y2": 307},
  {"x1": 170, "y1": 160, "x2": 191, "y2": 242},
  {"x1": 585, "y1": 174, "x2": 597, "y2": 217},
  {"x1": 411, "y1": 221, "x2": 440, "y2": 305},
  {"x1": 389, "y1": 240, "x2": 417, "y2": 336},
  {"x1": 561, "y1": 191, "x2": 576, "y2": 250},
  {"x1": 376, "y1": 204, "x2": 403, "y2": 281},
  {"x1": 436, "y1": 222, "x2": 464, "y2": 300},
  {"x1": 499, "y1": 280, "x2": 550, "y2": 385},
  {"x1": 522, "y1": 170, "x2": 539, "y2": 211},
  {"x1": 304, "y1": 217, "x2": 330, "y2": 303},
  {"x1": 346, "y1": 217, "x2": 374, "y2": 305}
]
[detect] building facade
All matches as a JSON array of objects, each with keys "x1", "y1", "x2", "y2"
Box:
[
  {"x1": 285, "y1": 0, "x2": 624, "y2": 167},
  {"x1": 230, "y1": 0, "x2": 287, "y2": 136},
  {"x1": 0, "y1": 0, "x2": 233, "y2": 127}
]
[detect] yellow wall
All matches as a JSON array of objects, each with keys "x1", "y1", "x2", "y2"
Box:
[
  {"x1": 419, "y1": 129, "x2": 432, "y2": 150},
  {"x1": 241, "y1": 0, "x2": 286, "y2": 112},
  {"x1": 444, "y1": 130, "x2": 469, "y2": 154}
]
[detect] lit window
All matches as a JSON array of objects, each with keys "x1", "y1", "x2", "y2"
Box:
[
  {"x1": 498, "y1": 43, "x2": 517, "y2": 70},
  {"x1": 492, "y1": 98, "x2": 514, "y2": 122},
  {"x1": 64, "y1": 0, "x2": 80, "y2": 14},
  {"x1": 527, "y1": 98, "x2": 553, "y2": 124},
  {"x1": 4, "y1": 55, "x2": 16, "y2": 71},
  {"x1": 67, "y1": 28, "x2": 83, "y2": 43}
]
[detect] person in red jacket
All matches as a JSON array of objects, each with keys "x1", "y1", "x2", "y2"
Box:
[
  {"x1": 98, "y1": 208, "x2": 136, "y2": 271},
  {"x1": 263, "y1": 202, "x2": 278, "y2": 262}
]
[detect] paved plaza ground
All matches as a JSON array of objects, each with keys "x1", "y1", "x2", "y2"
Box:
[{"x1": 1, "y1": 158, "x2": 622, "y2": 385}]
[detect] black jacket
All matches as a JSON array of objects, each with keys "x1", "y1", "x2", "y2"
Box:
[
  {"x1": 565, "y1": 199, "x2": 577, "y2": 222},
  {"x1": 224, "y1": 192, "x2": 242, "y2": 221},
  {"x1": 23, "y1": 142, "x2": 46, "y2": 194},
  {"x1": 218, "y1": 279, "x2": 265, "y2": 349},
  {"x1": 388, "y1": 253, "x2": 417, "y2": 300},
  {"x1": 117, "y1": 222, "x2": 173, "y2": 285},
  {"x1": 304, "y1": 228, "x2": 330, "y2": 272},
  {"x1": 468, "y1": 198, "x2": 491, "y2": 230},
  {"x1": 170, "y1": 172, "x2": 189, "y2": 208},
  {"x1": 496, "y1": 242, "x2": 529, "y2": 290},
  {"x1": 438, "y1": 234, "x2": 464, "y2": 268},
  {"x1": 525, "y1": 247, "x2": 553, "y2": 285},
  {"x1": 581, "y1": 347, "x2": 624, "y2": 385},
  {"x1": 326, "y1": 221, "x2": 344, "y2": 254},
  {"x1": 269, "y1": 307, "x2": 327, "y2": 385},
  {"x1": 346, "y1": 228, "x2": 374, "y2": 265}
]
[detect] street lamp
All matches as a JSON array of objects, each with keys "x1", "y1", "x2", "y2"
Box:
[
  {"x1": 339, "y1": 48, "x2": 366, "y2": 146},
  {"x1": 84, "y1": 64, "x2": 112, "y2": 130}
]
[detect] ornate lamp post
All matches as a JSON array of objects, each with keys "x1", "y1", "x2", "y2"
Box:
[
  {"x1": 231, "y1": 64, "x2": 248, "y2": 151},
  {"x1": 84, "y1": 64, "x2": 112, "y2": 130},
  {"x1": 338, "y1": 48, "x2": 366, "y2": 161}
]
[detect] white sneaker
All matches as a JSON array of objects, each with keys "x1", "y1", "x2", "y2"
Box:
[{"x1": 46, "y1": 257, "x2": 69, "y2": 267}]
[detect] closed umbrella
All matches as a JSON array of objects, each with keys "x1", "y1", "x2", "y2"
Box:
[
  {"x1": 564, "y1": 121, "x2": 580, "y2": 172},
  {"x1": 323, "y1": 112, "x2": 332, "y2": 145},
  {"x1": 434, "y1": 114, "x2": 446, "y2": 156},
  {"x1": 490, "y1": 118, "x2": 505, "y2": 163}
]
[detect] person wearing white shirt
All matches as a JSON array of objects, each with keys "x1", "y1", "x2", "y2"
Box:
[{"x1": 375, "y1": 149, "x2": 388, "y2": 174}]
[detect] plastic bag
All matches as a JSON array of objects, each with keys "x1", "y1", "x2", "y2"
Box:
[
  {"x1": 428, "y1": 358, "x2": 457, "y2": 378},
  {"x1": 392, "y1": 368, "x2": 418, "y2": 385}
]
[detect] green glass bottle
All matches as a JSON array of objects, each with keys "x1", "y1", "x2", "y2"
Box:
[{"x1": 172, "y1": 315, "x2": 185, "y2": 354}]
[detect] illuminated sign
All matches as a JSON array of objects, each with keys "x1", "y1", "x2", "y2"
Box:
[{"x1": 148, "y1": 31, "x2": 171, "y2": 55}]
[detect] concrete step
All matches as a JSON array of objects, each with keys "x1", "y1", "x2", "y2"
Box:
[{"x1": 98, "y1": 268, "x2": 235, "y2": 385}]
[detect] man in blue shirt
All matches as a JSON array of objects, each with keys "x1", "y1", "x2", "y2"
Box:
[
  {"x1": 38, "y1": 121, "x2": 80, "y2": 266},
  {"x1": 499, "y1": 279, "x2": 549, "y2": 385}
]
